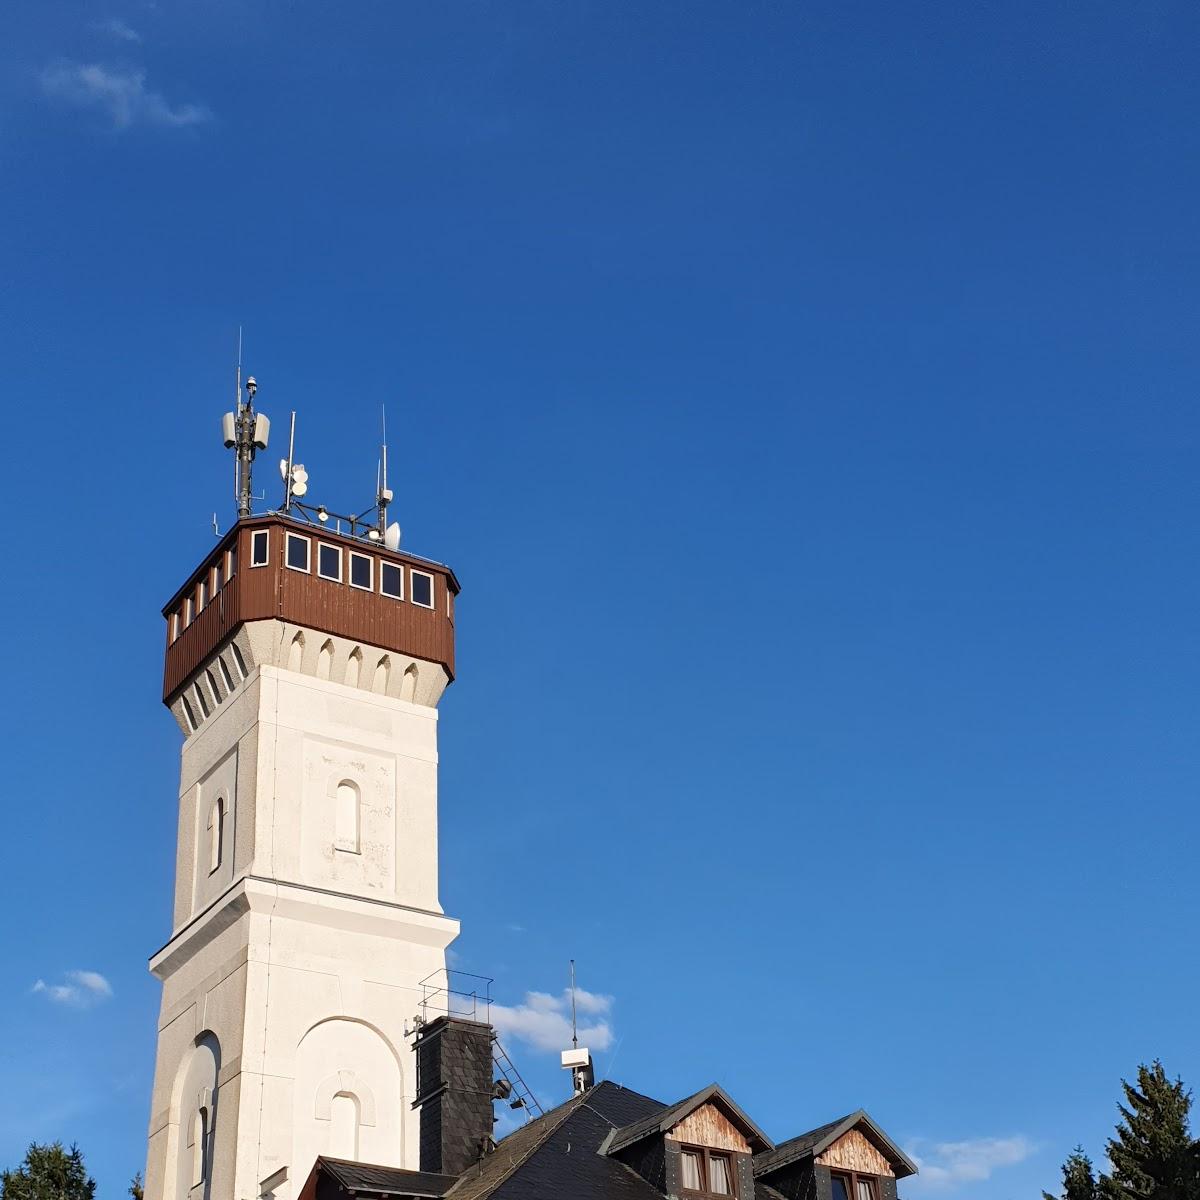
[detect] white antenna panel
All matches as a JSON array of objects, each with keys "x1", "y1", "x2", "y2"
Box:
[
  {"x1": 384, "y1": 521, "x2": 401, "y2": 551},
  {"x1": 222, "y1": 412, "x2": 236, "y2": 448},
  {"x1": 253, "y1": 413, "x2": 270, "y2": 450}
]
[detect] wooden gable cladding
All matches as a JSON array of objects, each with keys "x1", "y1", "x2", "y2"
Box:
[
  {"x1": 816, "y1": 1129, "x2": 895, "y2": 1178},
  {"x1": 666, "y1": 1103, "x2": 752, "y2": 1154}
]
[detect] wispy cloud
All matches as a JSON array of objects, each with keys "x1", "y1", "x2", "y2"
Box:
[
  {"x1": 32, "y1": 970, "x2": 114, "y2": 1009},
  {"x1": 491, "y1": 988, "x2": 614, "y2": 1054},
  {"x1": 906, "y1": 1135, "x2": 1036, "y2": 1188},
  {"x1": 40, "y1": 61, "x2": 210, "y2": 129},
  {"x1": 92, "y1": 17, "x2": 142, "y2": 43}
]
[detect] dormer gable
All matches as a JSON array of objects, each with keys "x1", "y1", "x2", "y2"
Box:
[
  {"x1": 753, "y1": 1111, "x2": 915, "y2": 1200},
  {"x1": 606, "y1": 1085, "x2": 772, "y2": 1200}
]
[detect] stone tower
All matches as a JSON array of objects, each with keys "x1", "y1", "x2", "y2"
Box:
[{"x1": 143, "y1": 498, "x2": 461, "y2": 1200}]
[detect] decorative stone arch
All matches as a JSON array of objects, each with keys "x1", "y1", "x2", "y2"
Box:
[
  {"x1": 345, "y1": 646, "x2": 363, "y2": 688},
  {"x1": 313, "y1": 1069, "x2": 378, "y2": 1127},
  {"x1": 317, "y1": 639, "x2": 334, "y2": 681},
  {"x1": 372, "y1": 655, "x2": 391, "y2": 695},
  {"x1": 287, "y1": 630, "x2": 306, "y2": 673}
]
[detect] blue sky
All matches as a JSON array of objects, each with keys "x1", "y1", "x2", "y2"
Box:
[{"x1": 1, "y1": 2, "x2": 1198, "y2": 1197}]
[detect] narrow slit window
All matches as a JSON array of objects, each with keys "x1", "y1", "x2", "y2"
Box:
[
  {"x1": 226, "y1": 546, "x2": 237, "y2": 579},
  {"x1": 250, "y1": 529, "x2": 270, "y2": 567},
  {"x1": 349, "y1": 552, "x2": 373, "y2": 591},
  {"x1": 192, "y1": 1107, "x2": 208, "y2": 1186},
  {"x1": 380, "y1": 562, "x2": 403, "y2": 599},
  {"x1": 197, "y1": 580, "x2": 207, "y2": 611},
  {"x1": 318, "y1": 543, "x2": 342, "y2": 582},
  {"x1": 335, "y1": 780, "x2": 360, "y2": 852},
  {"x1": 209, "y1": 797, "x2": 225, "y2": 872},
  {"x1": 184, "y1": 598, "x2": 194, "y2": 628},
  {"x1": 170, "y1": 613, "x2": 179, "y2": 643},
  {"x1": 410, "y1": 570, "x2": 434, "y2": 609},
  {"x1": 286, "y1": 533, "x2": 311, "y2": 573},
  {"x1": 212, "y1": 562, "x2": 222, "y2": 594}
]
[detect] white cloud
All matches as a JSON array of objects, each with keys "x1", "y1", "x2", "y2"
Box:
[
  {"x1": 32, "y1": 970, "x2": 114, "y2": 1009},
  {"x1": 92, "y1": 18, "x2": 142, "y2": 43},
  {"x1": 491, "y1": 988, "x2": 614, "y2": 1054},
  {"x1": 40, "y1": 61, "x2": 210, "y2": 129},
  {"x1": 906, "y1": 1135, "x2": 1036, "y2": 1189}
]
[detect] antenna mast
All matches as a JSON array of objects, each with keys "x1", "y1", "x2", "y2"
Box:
[
  {"x1": 222, "y1": 328, "x2": 269, "y2": 520},
  {"x1": 570, "y1": 959, "x2": 578, "y2": 1049}
]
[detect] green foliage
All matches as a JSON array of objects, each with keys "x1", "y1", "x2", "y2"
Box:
[
  {"x1": 128, "y1": 1173, "x2": 144, "y2": 1200},
  {"x1": 1101, "y1": 1062, "x2": 1200, "y2": 1200},
  {"x1": 1044, "y1": 1147, "x2": 1099, "y2": 1200},
  {"x1": 0, "y1": 1143, "x2": 95, "y2": 1200}
]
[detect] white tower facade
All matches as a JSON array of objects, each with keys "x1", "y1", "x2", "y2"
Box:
[{"x1": 144, "y1": 514, "x2": 461, "y2": 1200}]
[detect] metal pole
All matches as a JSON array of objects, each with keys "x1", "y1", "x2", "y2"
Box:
[{"x1": 570, "y1": 960, "x2": 578, "y2": 1049}]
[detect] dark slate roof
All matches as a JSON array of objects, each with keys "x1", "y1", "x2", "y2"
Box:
[
  {"x1": 752, "y1": 1110, "x2": 918, "y2": 1181},
  {"x1": 449, "y1": 1080, "x2": 667, "y2": 1200},
  {"x1": 605, "y1": 1083, "x2": 774, "y2": 1156},
  {"x1": 318, "y1": 1157, "x2": 458, "y2": 1197}
]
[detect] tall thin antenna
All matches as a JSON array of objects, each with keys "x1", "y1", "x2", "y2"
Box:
[{"x1": 570, "y1": 960, "x2": 578, "y2": 1049}]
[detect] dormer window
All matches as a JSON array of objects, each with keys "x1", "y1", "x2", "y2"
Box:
[
  {"x1": 831, "y1": 1174, "x2": 876, "y2": 1200},
  {"x1": 681, "y1": 1146, "x2": 735, "y2": 1197}
]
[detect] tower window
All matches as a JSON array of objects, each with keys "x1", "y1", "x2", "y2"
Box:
[
  {"x1": 380, "y1": 561, "x2": 403, "y2": 600},
  {"x1": 209, "y1": 797, "x2": 226, "y2": 873},
  {"x1": 335, "y1": 780, "x2": 360, "y2": 853},
  {"x1": 286, "y1": 533, "x2": 311, "y2": 573},
  {"x1": 680, "y1": 1146, "x2": 735, "y2": 1198},
  {"x1": 349, "y1": 552, "x2": 373, "y2": 591},
  {"x1": 317, "y1": 543, "x2": 342, "y2": 582},
  {"x1": 185, "y1": 598, "x2": 194, "y2": 627},
  {"x1": 197, "y1": 580, "x2": 207, "y2": 611},
  {"x1": 170, "y1": 613, "x2": 180, "y2": 643},
  {"x1": 192, "y1": 1106, "x2": 209, "y2": 1187},
  {"x1": 250, "y1": 529, "x2": 270, "y2": 567},
  {"x1": 410, "y1": 570, "x2": 434, "y2": 609},
  {"x1": 212, "y1": 562, "x2": 222, "y2": 594},
  {"x1": 226, "y1": 546, "x2": 236, "y2": 579}
]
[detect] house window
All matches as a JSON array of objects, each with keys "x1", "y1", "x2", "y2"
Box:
[
  {"x1": 226, "y1": 546, "x2": 237, "y2": 579},
  {"x1": 250, "y1": 529, "x2": 270, "y2": 567},
  {"x1": 185, "y1": 598, "x2": 194, "y2": 627},
  {"x1": 197, "y1": 579, "x2": 207, "y2": 611},
  {"x1": 286, "y1": 533, "x2": 311, "y2": 573},
  {"x1": 831, "y1": 1175, "x2": 877, "y2": 1200},
  {"x1": 380, "y1": 562, "x2": 403, "y2": 600},
  {"x1": 212, "y1": 562, "x2": 223, "y2": 594},
  {"x1": 680, "y1": 1146, "x2": 735, "y2": 1198},
  {"x1": 170, "y1": 613, "x2": 180, "y2": 643},
  {"x1": 410, "y1": 570, "x2": 434, "y2": 608},
  {"x1": 317, "y1": 543, "x2": 342, "y2": 582},
  {"x1": 349, "y1": 552, "x2": 373, "y2": 591}
]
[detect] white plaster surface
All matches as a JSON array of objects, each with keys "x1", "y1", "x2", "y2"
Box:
[{"x1": 146, "y1": 627, "x2": 458, "y2": 1200}]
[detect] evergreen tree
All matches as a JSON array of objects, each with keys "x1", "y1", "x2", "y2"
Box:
[
  {"x1": 1045, "y1": 1147, "x2": 1100, "y2": 1200},
  {"x1": 128, "y1": 1173, "x2": 144, "y2": 1200},
  {"x1": 1100, "y1": 1062, "x2": 1200, "y2": 1200},
  {"x1": 0, "y1": 1143, "x2": 95, "y2": 1200}
]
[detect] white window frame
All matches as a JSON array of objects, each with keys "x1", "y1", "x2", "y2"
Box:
[
  {"x1": 379, "y1": 561, "x2": 404, "y2": 601},
  {"x1": 348, "y1": 551, "x2": 374, "y2": 592},
  {"x1": 410, "y1": 569, "x2": 435, "y2": 609},
  {"x1": 317, "y1": 542, "x2": 343, "y2": 582},
  {"x1": 285, "y1": 533, "x2": 311, "y2": 574},
  {"x1": 250, "y1": 529, "x2": 270, "y2": 567}
]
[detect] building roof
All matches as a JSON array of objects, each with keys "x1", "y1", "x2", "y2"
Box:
[
  {"x1": 605, "y1": 1082, "x2": 775, "y2": 1156},
  {"x1": 449, "y1": 1080, "x2": 667, "y2": 1200},
  {"x1": 316, "y1": 1156, "x2": 458, "y2": 1197},
  {"x1": 752, "y1": 1110, "x2": 918, "y2": 1180}
]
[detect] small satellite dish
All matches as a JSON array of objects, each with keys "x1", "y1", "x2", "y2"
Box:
[
  {"x1": 368, "y1": 529, "x2": 381, "y2": 541},
  {"x1": 384, "y1": 522, "x2": 401, "y2": 551}
]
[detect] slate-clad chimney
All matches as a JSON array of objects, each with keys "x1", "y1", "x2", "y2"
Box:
[{"x1": 413, "y1": 1015, "x2": 496, "y2": 1176}]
